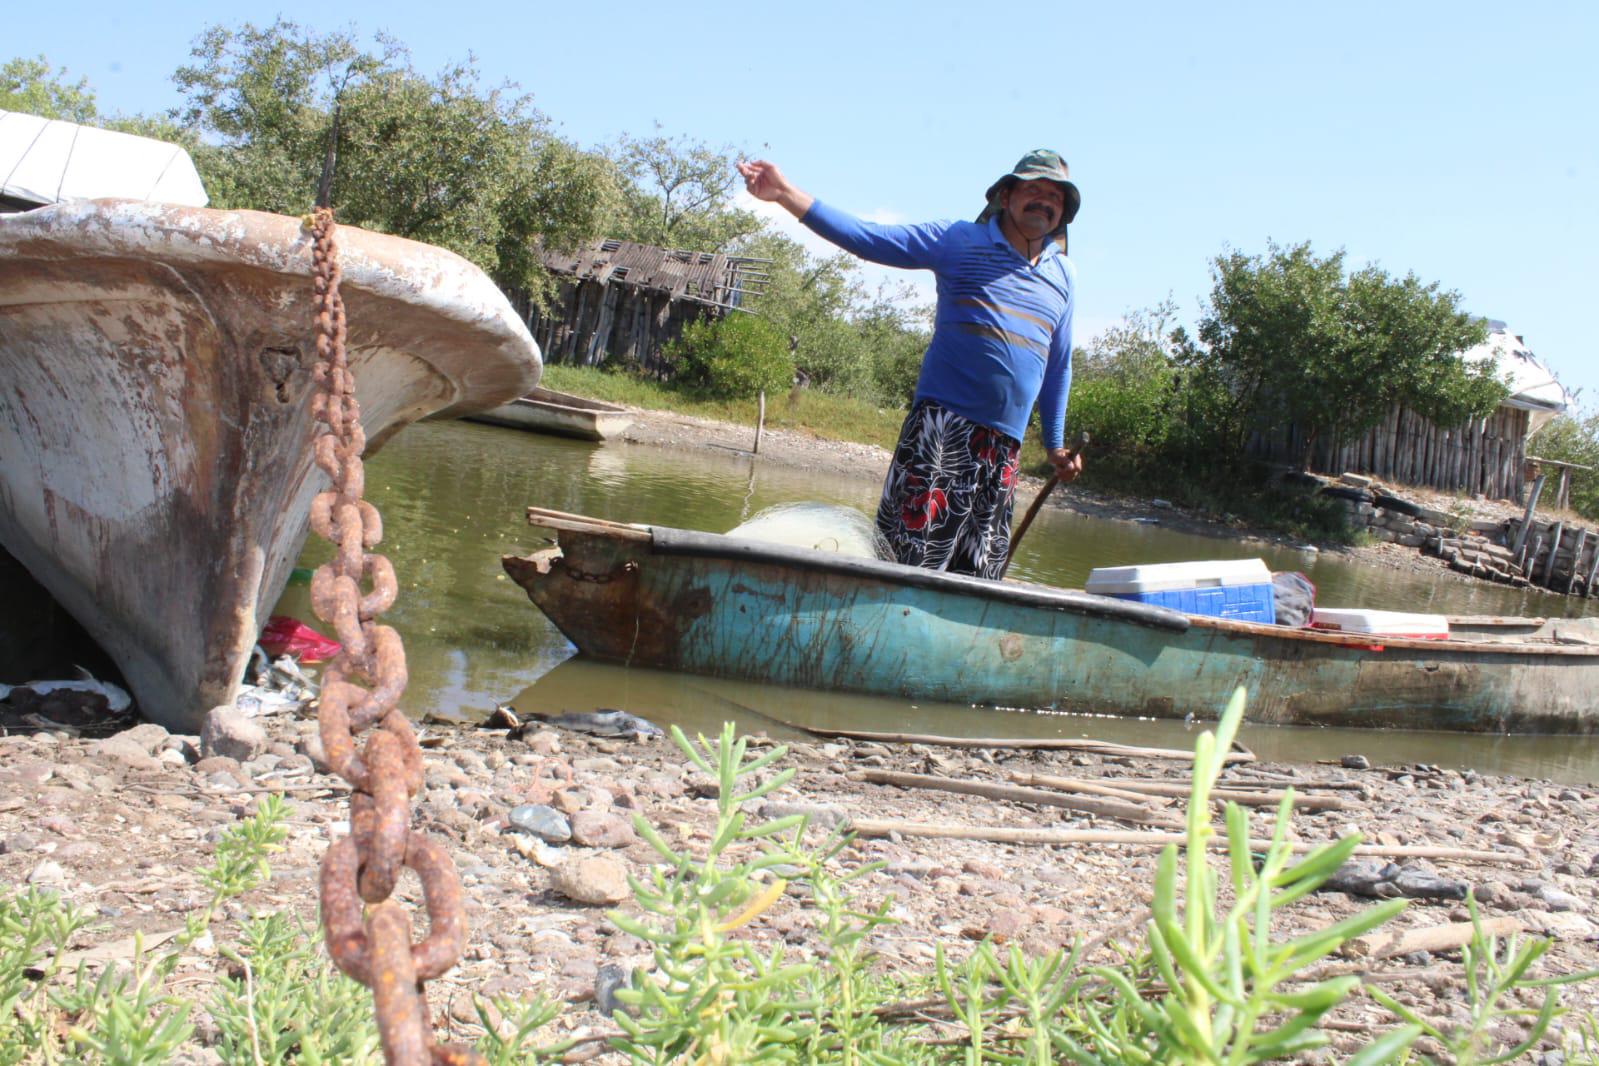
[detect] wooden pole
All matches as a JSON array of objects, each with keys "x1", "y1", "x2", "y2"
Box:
[
  {"x1": 1345, "y1": 917, "x2": 1523, "y2": 959},
  {"x1": 854, "y1": 769, "x2": 1175, "y2": 826},
  {"x1": 846, "y1": 819, "x2": 1535, "y2": 867},
  {"x1": 999, "y1": 430, "x2": 1089, "y2": 579},
  {"x1": 1513, "y1": 473, "x2": 1545, "y2": 557},
  {"x1": 1567, "y1": 529, "x2": 1588, "y2": 595},
  {"x1": 753, "y1": 390, "x2": 765, "y2": 454},
  {"x1": 1009, "y1": 771, "x2": 1351, "y2": 812},
  {"x1": 1540, "y1": 522, "x2": 1565, "y2": 587},
  {"x1": 798, "y1": 726, "x2": 1255, "y2": 763}
]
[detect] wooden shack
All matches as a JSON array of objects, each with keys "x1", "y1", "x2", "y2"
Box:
[
  {"x1": 1248, "y1": 321, "x2": 1571, "y2": 502},
  {"x1": 510, "y1": 239, "x2": 769, "y2": 377}
]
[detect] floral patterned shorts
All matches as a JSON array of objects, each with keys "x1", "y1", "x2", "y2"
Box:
[{"x1": 875, "y1": 400, "x2": 1021, "y2": 579}]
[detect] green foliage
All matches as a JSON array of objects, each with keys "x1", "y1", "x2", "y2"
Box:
[
  {"x1": 668, "y1": 313, "x2": 795, "y2": 400},
  {"x1": 1069, "y1": 688, "x2": 1409, "y2": 1064},
  {"x1": 733, "y1": 230, "x2": 932, "y2": 406},
  {"x1": 473, "y1": 994, "x2": 573, "y2": 1065},
  {"x1": 1068, "y1": 301, "x2": 1188, "y2": 460},
  {"x1": 1369, "y1": 892, "x2": 1599, "y2": 1064},
  {"x1": 606, "y1": 723, "x2": 814, "y2": 1062},
  {"x1": 1529, "y1": 409, "x2": 1599, "y2": 520},
  {"x1": 0, "y1": 887, "x2": 90, "y2": 1064},
  {"x1": 0, "y1": 797, "x2": 290, "y2": 1064},
  {"x1": 608, "y1": 126, "x2": 761, "y2": 252},
  {"x1": 172, "y1": 20, "x2": 616, "y2": 294},
  {"x1": 1184, "y1": 241, "x2": 1500, "y2": 464},
  {"x1": 211, "y1": 912, "x2": 380, "y2": 1064},
  {"x1": 1, "y1": 55, "x2": 99, "y2": 122}
]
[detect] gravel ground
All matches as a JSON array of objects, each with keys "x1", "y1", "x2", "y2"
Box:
[{"x1": 4, "y1": 693, "x2": 1597, "y2": 1061}]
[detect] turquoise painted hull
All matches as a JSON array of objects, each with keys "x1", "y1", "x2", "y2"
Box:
[{"x1": 503, "y1": 511, "x2": 1599, "y2": 734}]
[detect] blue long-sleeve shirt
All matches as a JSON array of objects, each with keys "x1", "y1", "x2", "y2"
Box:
[{"x1": 800, "y1": 199, "x2": 1075, "y2": 449}]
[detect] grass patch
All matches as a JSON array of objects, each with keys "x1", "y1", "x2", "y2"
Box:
[{"x1": 541, "y1": 364, "x2": 907, "y2": 452}]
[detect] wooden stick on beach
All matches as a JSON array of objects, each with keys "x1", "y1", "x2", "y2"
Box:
[
  {"x1": 852, "y1": 769, "x2": 1177, "y2": 826},
  {"x1": 1345, "y1": 917, "x2": 1524, "y2": 959},
  {"x1": 804, "y1": 727, "x2": 1255, "y2": 764},
  {"x1": 846, "y1": 818, "x2": 1535, "y2": 868},
  {"x1": 1009, "y1": 771, "x2": 1352, "y2": 812}
]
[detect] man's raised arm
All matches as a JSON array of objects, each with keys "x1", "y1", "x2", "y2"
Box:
[{"x1": 737, "y1": 159, "x2": 814, "y2": 219}]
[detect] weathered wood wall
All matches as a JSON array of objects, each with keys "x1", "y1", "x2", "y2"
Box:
[
  {"x1": 508, "y1": 280, "x2": 717, "y2": 377},
  {"x1": 508, "y1": 239, "x2": 766, "y2": 377},
  {"x1": 1250, "y1": 405, "x2": 1531, "y2": 501}
]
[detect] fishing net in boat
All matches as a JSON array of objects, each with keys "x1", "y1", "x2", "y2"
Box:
[{"x1": 726, "y1": 502, "x2": 892, "y2": 561}]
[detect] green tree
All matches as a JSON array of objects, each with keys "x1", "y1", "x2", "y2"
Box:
[
  {"x1": 1068, "y1": 300, "x2": 1186, "y2": 459},
  {"x1": 608, "y1": 126, "x2": 760, "y2": 251},
  {"x1": 1184, "y1": 241, "x2": 1500, "y2": 465},
  {"x1": 172, "y1": 20, "x2": 615, "y2": 295},
  {"x1": 733, "y1": 230, "x2": 930, "y2": 405},
  {"x1": 1529, "y1": 410, "x2": 1599, "y2": 519},
  {"x1": 667, "y1": 313, "x2": 794, "y2": 400},
  {"x1": 1, "y1": 55, "x2": 98, "y2": 122}
]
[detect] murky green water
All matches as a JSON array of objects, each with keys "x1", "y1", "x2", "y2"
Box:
[{"x1": 279, "y1": 420, "x2": 1599, "y2": 784}]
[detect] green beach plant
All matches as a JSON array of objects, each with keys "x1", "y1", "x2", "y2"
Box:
[{"x1": 1059, "y1": 686, "x2": 1410, "y2": 1064}]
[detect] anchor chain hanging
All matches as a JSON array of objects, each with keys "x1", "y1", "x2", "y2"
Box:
[{"x1": 304, "y1": 208, "x2": 485, "y2": 1066}]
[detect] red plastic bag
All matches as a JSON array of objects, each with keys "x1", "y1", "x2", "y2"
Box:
[{"x1": 259, "y1": 616, "x2": 342, "y2": 663}]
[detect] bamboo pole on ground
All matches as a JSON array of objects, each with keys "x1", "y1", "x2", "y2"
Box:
[
  {"x1": 1008, "y1": 771, "x2": 1351, "y2": 812},
  {"x1": 801, "y1": 727, "x2": 1255, "y2": 763},
  {"x1": 852, "y1": 769, "x2": 1175, "y2": 826},
  {"x1": 1345, "y1": 917, "x2": 1523, "y2": 959},
  {"x1": 846, "y1": 819, "x2": 1534, "y2": 867}
]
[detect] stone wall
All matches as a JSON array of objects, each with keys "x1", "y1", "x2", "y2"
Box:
[{"x1": 1318, "y1": 475, "x2": 1597, "y2": 596}]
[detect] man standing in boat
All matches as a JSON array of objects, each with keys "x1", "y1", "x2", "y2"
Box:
[{"x1": 738, "y1": 152, "x2": 1082, "y2": 579}]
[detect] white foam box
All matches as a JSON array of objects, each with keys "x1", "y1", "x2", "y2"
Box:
[
  {"x1": 1311, "y1": 608, "x2": 1449, "y2": 639},
  {"x1": 1085, "y1": 558, "x2": 1275, "y2": 623}
]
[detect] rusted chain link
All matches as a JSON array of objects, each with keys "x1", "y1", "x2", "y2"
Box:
[{"x1": 305, "y1": 208, "x2": 484, "y2": 1066}]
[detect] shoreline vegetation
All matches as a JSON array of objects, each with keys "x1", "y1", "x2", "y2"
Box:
[
  {"x1": 538, "y1": 364, "x2": 1558, "y2": 588},
  {"x1": 3, "y1": 689, "x2": 1598, "y2": 1063}
]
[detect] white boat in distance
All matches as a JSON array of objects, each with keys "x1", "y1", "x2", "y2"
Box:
[{"x1": 465, "y1": 387, "x2": 636, "y2": 441}]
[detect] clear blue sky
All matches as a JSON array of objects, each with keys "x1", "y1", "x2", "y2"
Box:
[{"x1": 13, "y1": 0, "x2": 1597, "y2": 409}]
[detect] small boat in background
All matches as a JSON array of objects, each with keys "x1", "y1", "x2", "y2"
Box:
[
  {"x1": 503, "y1": 507, "x2": 1599, "y2": 736},
  {"x1": 1, "y1": 199, "x2": 540, "y2": 733},
  {"x1": 465, "y1": 387, "x2": 635, "y2": 441}
]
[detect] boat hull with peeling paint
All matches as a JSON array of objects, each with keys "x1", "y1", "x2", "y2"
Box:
[
  {"x1": 503, "y1": 508, "x2": 1599, "y2": 735},
  {"x1": 0, "y1": 200, "x2": 540, "y2": 731}
]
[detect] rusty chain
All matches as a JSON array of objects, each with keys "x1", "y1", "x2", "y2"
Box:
[{"x1": 305, "y1": 208, "x2": 485, "y2": 1066}]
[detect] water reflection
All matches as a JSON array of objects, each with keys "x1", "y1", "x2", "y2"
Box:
[
  {"x1": 509, "y1": 659, "x2": 1599, "y2": 786},
  {"x1": 277, "y1": 420, "x2": 1597, "y2": 782}
]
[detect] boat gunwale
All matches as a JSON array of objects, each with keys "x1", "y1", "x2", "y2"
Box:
[
  {"x1": 520, "y1": 388, "x2": 631, "y2": 416},
  {"x1": 523, "y1": 507, "x2": 1599, "y2": 659}
]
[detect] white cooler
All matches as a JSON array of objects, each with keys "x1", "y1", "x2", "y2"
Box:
[{"x1": 1311, "y1": 608, "x2": 1449, "y2": 640}]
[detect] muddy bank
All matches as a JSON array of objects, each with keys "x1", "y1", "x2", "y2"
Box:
[{"x1": 4, "y1": 695, "x2": 1596, "y2": 1059}]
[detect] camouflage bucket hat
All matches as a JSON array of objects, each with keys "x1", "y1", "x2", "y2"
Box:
[{"x1": 976, "y1": 148, "x2": 1081, "y2": 247}]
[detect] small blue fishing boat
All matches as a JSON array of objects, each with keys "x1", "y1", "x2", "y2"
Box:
[{"x1": 502, "y1": 508, "x2": 1599, "y2": 735}]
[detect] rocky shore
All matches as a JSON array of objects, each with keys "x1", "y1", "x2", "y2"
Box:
[{"x1": 4, "y1": 692, "x2": 1596, "y2": 1060}]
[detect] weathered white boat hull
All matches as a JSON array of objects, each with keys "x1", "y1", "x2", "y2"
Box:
[
  {"x1": 0, "y1": 200, "x2": 540, "y2": 731},
  {"x1": 464, "y1": 387, "x2": 634, "y2": 441}
]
